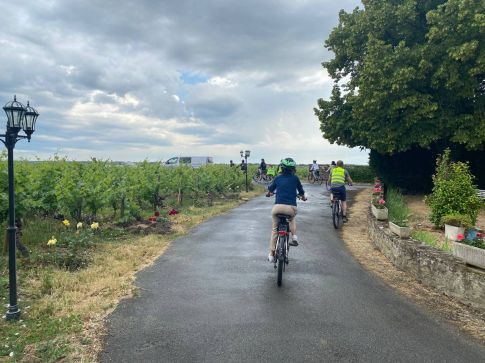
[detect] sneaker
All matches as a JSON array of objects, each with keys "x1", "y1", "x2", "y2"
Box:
[
  {"x1": 289, "y1": 235, "x2": 299, "y2": 246},
  {"x1": 343, "y1": 216, "x2": 348, "y2": 223},
  {"x1": 268, "y1": 253, "x2": 275, "y2": 263}
]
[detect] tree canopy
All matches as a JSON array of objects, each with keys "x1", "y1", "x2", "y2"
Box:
[{"x1": 315, "y1": 0, "x2": 485, "y2": 154}]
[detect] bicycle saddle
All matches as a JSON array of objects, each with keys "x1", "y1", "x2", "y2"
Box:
[{"x1": 276, "y1": 214, "x2": 292, "y2": 219}]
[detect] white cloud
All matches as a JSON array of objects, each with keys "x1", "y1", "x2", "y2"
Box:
[{"x1": 0, "y1": 0, "x2": 365, "y2": 164}]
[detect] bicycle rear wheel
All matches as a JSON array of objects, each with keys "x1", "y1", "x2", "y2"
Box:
[
  {"x1": 332, "y1": 200, "x2": 342, "y2": 229},
  {"x1": 318, "y1": 176, "x2": 324, "y2": 185},
  {"x1": 308, "y1": 174, "x2": 315, "y2": 184},
  {"x1": 277, "y1": 236, "x2": 285, "y2": 286}
]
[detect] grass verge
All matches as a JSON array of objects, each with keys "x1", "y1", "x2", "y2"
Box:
[{"x1": 0, "y1": 189, "x2": 263, "y2": 362}]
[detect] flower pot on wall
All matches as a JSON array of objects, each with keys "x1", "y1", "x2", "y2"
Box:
[
  {"x1": 453, "y1": 242, "x2": 485, "y2": 269},
  {"x1": 371, "y1": 205, "x2": 388, "y2": 220},
  {"x1": 444, "y1": 224, "x2": 465, "y2": 241},
  {"x1": 389, "y1": 222, "x2": 411, "y2": 239}
]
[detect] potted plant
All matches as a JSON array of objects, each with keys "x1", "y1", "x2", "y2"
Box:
[
  {"x1": 453, "y1": 231, "x2": 485, "y2": 269},
  {"x1": 386, "y1": 187, "x2": 411, "y2": 238},
  {"x1": 442, "y1": 214, "x2": 472, "y2": 241},
  {"x1": 371, "y1": 196, "x2": 388, "y2": 220}
]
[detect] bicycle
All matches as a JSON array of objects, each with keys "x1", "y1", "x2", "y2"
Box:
[
  {"x1": 266, "y1": 193, "x2": 306, "y2": 286},
  {"x1": 274, "y1": 213, "x2": 291, "y2": 286},
  {"x1": 331, "y1": 190, "x2": 343, "y2": 229},
  {"x1": 330, "y1": 184, "x2": 352, "y2": 229},
  {"x1": 308, "y1": 171, "x2": 324, "y2": 185}
]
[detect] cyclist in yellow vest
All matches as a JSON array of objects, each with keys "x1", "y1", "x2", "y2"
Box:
[{"x1": 329, "y1": 160, "x2": 353, "y2": 222}]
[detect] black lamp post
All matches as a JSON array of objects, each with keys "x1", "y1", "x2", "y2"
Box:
[
  {"x1": 1, "y1": 95, "x2": 38, "y2": 321},
  {"x1": 240, "y1": 150, "x2": 250, "y2": 192}
]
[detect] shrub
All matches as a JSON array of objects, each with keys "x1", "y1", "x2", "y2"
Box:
[
  {"x1": 386, "y1": 187, "x2": 409, "y2": 227},
  {"x1": 425, "y1": 149, "x2": 482, "y2": 228},
  {"x1": 441, "y1": 214, "x2": 472, "y2": 229}
]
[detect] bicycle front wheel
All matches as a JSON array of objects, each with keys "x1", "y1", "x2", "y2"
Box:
[
  {"x1": 332, "y1": 200, "x2": 342, "y2": 229},
  {"x1": 277, "y1": 236, "x2": 285, "y2": 286},
  {"x1": 325, "y1": 179, "x2": 330, "y2": 191},
  {"x1": 308, "y1": 174, "x2": 315, "y2": 184}
]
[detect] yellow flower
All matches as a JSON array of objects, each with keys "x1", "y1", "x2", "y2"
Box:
[
  {"x1": 47, "y1": 237, "x2": 57, "y2": 246},
  {"x1": 90, "y1": 222, "x2": 99, "y2": 230},
  {"x1": 76, "y1": 222, "x2": 83, "y2": 229},
  {"x1": 62, "y1": 219, "x2": 70, "y2": 227}
]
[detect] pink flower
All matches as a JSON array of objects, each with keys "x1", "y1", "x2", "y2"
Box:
[
  {"x1": 378, "y1": 198, "x2": 385, "y2": 205},
  {"x1": 456, "y1": 234, "x2": 465, "y2": 241},
  {"x1": 476, "y1": 232, "x2": 482, "y2": 238}
]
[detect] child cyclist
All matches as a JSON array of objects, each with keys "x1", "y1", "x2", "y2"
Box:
[{"x1": 266, "y1": 158, "x2": 306, "y2": 263}]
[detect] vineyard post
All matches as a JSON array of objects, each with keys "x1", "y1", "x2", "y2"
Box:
[{"x1": 1, "y1": 96, "x2": 38, "y2": 321}]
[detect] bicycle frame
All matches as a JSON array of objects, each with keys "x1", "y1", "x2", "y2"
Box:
[{"x1": 275, "y1": 215, "x2": 290, "y2": 286}]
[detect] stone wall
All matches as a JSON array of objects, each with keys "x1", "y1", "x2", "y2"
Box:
[{"x1": 367, "y1": 210, "x2": 485, "y2": 310}]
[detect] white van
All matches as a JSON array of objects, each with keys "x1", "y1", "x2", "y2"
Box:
[{"x1": 163, "y1": 156, "x2": 214, "y2": 168}]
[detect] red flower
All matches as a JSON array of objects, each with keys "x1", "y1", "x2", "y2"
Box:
[
  {"x1": 154, "y1": 211, "x2": 160, "y2": 217},
  {"x1": 168, "y1": 208, "x2": 179, "y2": 215},
  {"x1": 477, "y1": 232, "x2": 482, "y2": 238},
  {"x1": 456, "y1": 234, "x2": 465, "y2": 241}
]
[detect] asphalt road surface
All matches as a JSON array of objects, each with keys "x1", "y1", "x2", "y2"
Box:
[{"x1": 100, "y1": 184, "x2": 485, "y2": 362}]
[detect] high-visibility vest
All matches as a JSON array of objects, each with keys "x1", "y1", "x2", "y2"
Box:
[{"x1": 331, "y1": 167, "x2": 345, "y2": 184}]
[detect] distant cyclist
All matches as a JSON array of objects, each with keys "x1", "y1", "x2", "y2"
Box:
[
  {"x1": 329, "y1": 160, "x2": 353, "y2": 223},
  {"x1": 266, "y1": 158, "x2": 306, "y2": 262},
  {"x1": 260, "y1": 158, "x2": 267, "y2": 176},
  {"x1": 327, "y1": 160, "x2": 336, "y2": 173},
  {"x1": 310, "y1": 160, "x2": 320, "y2": 179}
]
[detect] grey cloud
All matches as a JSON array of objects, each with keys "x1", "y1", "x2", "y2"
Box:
[{"x1": 0, "y1": 0, "x2": 365, "y2": 163}]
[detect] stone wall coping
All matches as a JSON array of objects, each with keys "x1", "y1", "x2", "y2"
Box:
[{"x1": 367, "y1": 207, "x2": 485, "y2": 310}]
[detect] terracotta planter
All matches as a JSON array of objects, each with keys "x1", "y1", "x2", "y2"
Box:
[
  {"x1": 444, "y1": 224, "x2": 465, "y2": 241},
  {"x1": 453, "y1": 242, "x2": 485, "y2": 269},
  {"x1": 389, "y1": 222, "x2": 411, "y2": 239},
  {"x1": 371, "y1": 205, "x2": 388, "y2": 220}
]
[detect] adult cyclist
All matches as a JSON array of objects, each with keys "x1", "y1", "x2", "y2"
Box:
[
  {"x1": 266, "y1": 158, "x2": 306, "y2": 263},
  {"x1": 310, "y1": 160, "x2": 320, "y2": 179},
  {"x1": 329, "y1": 160, "x2": 353, "y2": 223}
]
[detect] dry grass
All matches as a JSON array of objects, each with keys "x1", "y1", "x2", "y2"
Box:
[
  {"x1": 2, "y1": 189, "x2": 263, "y2": 362},
  {"x1": 342, "y1": 188, "x2": 485, "y2": 344}
]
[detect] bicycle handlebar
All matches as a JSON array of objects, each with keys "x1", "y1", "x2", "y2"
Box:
[{"x1": 266, "y1": 191, "x2": 307, "y2": 201}]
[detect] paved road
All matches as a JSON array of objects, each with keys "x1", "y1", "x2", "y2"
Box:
[{"x1": 100, "y1": 184, "x2": 485, "y2": 362}]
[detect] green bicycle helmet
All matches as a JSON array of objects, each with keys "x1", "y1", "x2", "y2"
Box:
[{"x1": 280, "y1": 157, "x2": 296, "y2": 169}]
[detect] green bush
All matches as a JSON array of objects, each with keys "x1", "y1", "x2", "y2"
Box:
[
  {"x1": 426, "y1": 149, "x2": 482, "y2": 228},
  {"x1": 386, "y1": 187, "x2": 409, "y2": 227},
  {"x1": 441, "y1": 214, "x2": 473, "y2": 229}
]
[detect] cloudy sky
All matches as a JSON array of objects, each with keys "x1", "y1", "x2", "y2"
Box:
[{"x1": 0, "y1": 0, "x2": 368, "y2": 164}]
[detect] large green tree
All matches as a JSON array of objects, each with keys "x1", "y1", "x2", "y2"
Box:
[{"x1": 315, "y1": 0, "x2": 485, "y2": 154}]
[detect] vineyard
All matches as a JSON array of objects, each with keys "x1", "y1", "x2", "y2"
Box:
[{"x1": 0, "y1": 155, "x2": 250, "y2": 224}]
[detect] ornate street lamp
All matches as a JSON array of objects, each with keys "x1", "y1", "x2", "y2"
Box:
[
  {"x1": 1, "y1": 95, "x2": 39, "y2": 320},
  {"x1": 240, "y1": 150, "x2": 251, "y2": 192}
]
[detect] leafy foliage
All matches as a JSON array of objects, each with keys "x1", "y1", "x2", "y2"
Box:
[
  {"x1": 1, "y1": 159, "x2": 248, "y2": 224},
  {"x1": 441, "y1": 213, "x2": 473, "y2": 228},
  {"x1": 425, "y1": 149, "x2": 482, "y2": 227},
  {"x1": 315, "y1": 0, "x2": 485, "y2": 153}
]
